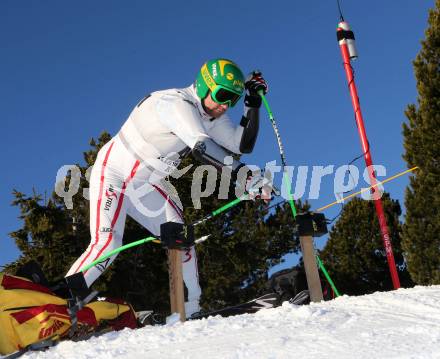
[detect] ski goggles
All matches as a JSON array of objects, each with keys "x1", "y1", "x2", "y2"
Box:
[{"x1": 210, "y1": 86, "x2": 243, "y2": 107}]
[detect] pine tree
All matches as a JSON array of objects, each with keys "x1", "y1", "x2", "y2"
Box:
[
  {"x1": 7, "y1": 190, "x2": 76, "y2": 281},
  {"x1": 6, "y1": 135, "x2": 109, "y2": 281},
  {"x1": 320, "y1": 194, "x2": 413, "y2": 295},
  {"x1": 402, "y1": 0, "x2": 440, "y2": 285}
]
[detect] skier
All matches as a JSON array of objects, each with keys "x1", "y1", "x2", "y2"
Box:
[{"x1": 65, "y1": 58, "x2": 274, "y2": 317}]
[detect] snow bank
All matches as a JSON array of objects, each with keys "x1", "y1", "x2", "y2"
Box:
[{"x1": 24, "y1": 286, "x2": 440, "y2": 359}]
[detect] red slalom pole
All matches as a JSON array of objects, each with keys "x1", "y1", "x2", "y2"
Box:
[{"x1": 336, "y1": 21, "x2": 401, "y2": 289}]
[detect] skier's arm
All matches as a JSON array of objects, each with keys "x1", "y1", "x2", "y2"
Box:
[
  {"x1": 156, "y1": 94, "x2": 244, "y2": 172},
  {"x1": 240, "y1": 71, "x2": 268, "y2": 153},
  {"x1": 205, "y1": 117, "x2": 244, "y2": 155},
  {"x1": 239, "y1": 94, "x2": 260, "y2": 153},
  {"x1": 192, "y1": 137, "x2": 244, "y2": 173},
  {"x1": 156, "y1": 94, "x2": 211, "y2": 148},
  {"x1": 208, "y1": 71, "x2": 268, "y2": 155},
  {"x1": 204, "y1": 102, "x2": 259, "y2": 155}
]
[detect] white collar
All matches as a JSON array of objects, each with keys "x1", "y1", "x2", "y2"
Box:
[{"x1": 187, "y1": 84, "x2": 213, "y2": 120}]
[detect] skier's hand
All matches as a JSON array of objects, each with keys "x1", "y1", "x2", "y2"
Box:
[
  {"x1": 245, "y1": 171, "x2": 279, "y2": 203},
  {"x1": 245, "y1": 71, "x2": 269, "y2": 96}
]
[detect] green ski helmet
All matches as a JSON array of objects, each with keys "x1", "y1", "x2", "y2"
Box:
[{"x1": 195, "y1": 58, "x2": 245, "y2": 107}]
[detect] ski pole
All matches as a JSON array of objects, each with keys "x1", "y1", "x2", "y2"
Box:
[
  {"x1": 316, "y1": 255, "x2": 341, "y2": 297},
  {"x1": 258, "y1": 91, "x2": 341, "y2": 296},
  {"x1": 80, "y1": 236, "x2": 159, "y2": 272},
  {"x1": 191, "y1": 183, "x2": 283, "y2": 227},
  {"x1": 81, "y1": 232, "x2": 215, "y2": 273},
  {"x1": 191, "y1": 195, "x2": 246, "y2": 227},
  {"x1": 82, "y1": 184, "x2": 279, "y2": 271},
  {"x1": 80, "y1": 195, "x2": 253, "y2": 272},
  {"x1": 258, "y1": 91, "x2": 297, "y2": 218}
]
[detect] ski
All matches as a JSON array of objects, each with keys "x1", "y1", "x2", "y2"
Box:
[
  {"x1": 136, "y1": 310, "x2": 166, "y2": 326},
  {"x1": 289, "y1": 290, "x2": 310, "y2": 305},
  {"x1": 189, "y1": 292, "x2": 280, "y2": 320}
]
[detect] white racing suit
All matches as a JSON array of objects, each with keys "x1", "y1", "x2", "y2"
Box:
[{"x1": 66, "y1": 85, "x2": 249, "y2": 316}]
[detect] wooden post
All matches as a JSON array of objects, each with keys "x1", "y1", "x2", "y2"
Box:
[
  {"x1": 299, "y1": 235, "x2": 324, "y2": 302},
  {"x1": 168, "y1": 249, "x2": 186, "y2": 321}
]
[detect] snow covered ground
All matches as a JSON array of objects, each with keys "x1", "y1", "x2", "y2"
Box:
[{"x1": 21, "y1": 286, "x2": 440, "y2": 359}]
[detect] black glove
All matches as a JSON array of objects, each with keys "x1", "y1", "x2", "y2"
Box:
[
  {"x1": 160, "y1": 222, "x2": 194, "y2": 249},
  {"x1": 245, "y1": 71, "x2": 269, "y2": 95}
]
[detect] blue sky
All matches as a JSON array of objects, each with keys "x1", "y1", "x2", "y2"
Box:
[{"x1": 0, "y1": 0, "x2": 435, "y2": 268}]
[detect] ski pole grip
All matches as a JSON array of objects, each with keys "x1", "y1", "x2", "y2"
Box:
[{"x1": 258, "y1": 90, "x2": 272, "y2": 115}]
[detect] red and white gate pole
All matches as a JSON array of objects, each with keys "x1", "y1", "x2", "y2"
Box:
[{"x1": 336, "y1": 21, "x2": 401, "y2": 289}]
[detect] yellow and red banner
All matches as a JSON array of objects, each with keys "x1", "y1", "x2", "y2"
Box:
[{"x1": 0, "y1": 273, "x2": 136, "y2": 355}]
